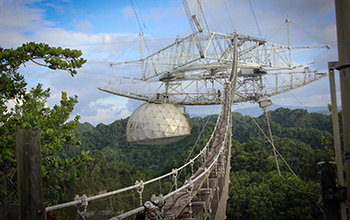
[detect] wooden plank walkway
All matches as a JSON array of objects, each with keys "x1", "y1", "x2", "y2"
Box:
[{"x1": 162, "y1": 84, "x2": 232, "y2": 219}]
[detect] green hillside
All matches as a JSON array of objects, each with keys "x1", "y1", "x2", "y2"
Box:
[{"x1": 56, "y1": 107, "x2": 334, "y2": 219}]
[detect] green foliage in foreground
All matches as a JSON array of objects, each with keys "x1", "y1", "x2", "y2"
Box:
[{"x1": 0, "y1": 42, "x2": 89, "y2": 205}]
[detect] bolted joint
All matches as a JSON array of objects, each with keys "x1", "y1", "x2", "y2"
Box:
[
  {"x1": 172, "y1": 168, "x2": 178, "y2": 177},
  {"x1": 151, "y1": 194, "x2": 165, "y2": 207},
  {"x1": 135, "y1": 180, "x2": 144, "y2": 194},
  {"x1": 144, "y1": 195, "x2": 165, "y2": 220},
  {"x1": 74, "y1": 194, "x2": 88, "y2": 208},
  {"x1": 74, "y1": 194, "x2": 88, "y2": 217},
  {"x1": 328, "y1": 61, "x2": 339, "y2": 70},
  {"x1": 144, "y1": 201, "x2": 155, "y2": 210},
  {"x1": 329, "y1": 61, "x2": 350, "y2": 71}
]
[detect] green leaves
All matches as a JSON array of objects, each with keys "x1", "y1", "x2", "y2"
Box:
[
  {"x1": 0, "y1": 42, "x2": 87, "y2": 205},
  {"x1": 227, "y1": 171, "x2": 322, "y2": 220},
  {"x1": 226, "y1": 137, "x2": 329, "y2": 220},
  {"x1": 0, "y1": 42, "x2": 86, "y2": 82}
]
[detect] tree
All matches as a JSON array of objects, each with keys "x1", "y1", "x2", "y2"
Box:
[
  {"x1": 0, "y1": 42, "x2": 90, "y2": 205},
  {"x1": 227, "y1": 139, "x2": 325, "y2": 219},
  {"x1": 227, "y1": 171, "x2": 322, "y2": 220}
]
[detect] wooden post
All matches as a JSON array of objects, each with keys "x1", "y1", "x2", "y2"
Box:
[
  {"x1": 329, "y1": 62, "x2": 347, "y2": 220},
  {"x1": 334, "y1": 0, "x2": 350, "y2": 217},
  {"x1": 16, "y1": 129, "x2": 44, "y2": 220}
]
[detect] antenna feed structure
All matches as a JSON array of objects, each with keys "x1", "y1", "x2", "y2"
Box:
[{"x1": 258, "y1": 96, "x2": 272, "y2": 108}]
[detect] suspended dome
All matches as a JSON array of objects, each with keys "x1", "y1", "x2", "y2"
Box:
[{"x1": 126, "y1": 103, "x2": 191, "y2": 145}]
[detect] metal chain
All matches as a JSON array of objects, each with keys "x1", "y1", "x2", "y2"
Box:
[
  {"x1": 74, "y1": 194, "x2": 88, "y2": 220},
  {"x1": 135, "y1": 180, "x2": 144, "y2": 206},
  {"x1": 172, "y1": 168, "x2": 178, "y2": 190},
  {"x1": 187, "y1": 180, "x2": 194, "y2": 219},
  {"x1": 190, "y1": 159, "x2": 194, "y2": 176}
]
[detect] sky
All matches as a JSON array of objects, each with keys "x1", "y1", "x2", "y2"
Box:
[{"x1": 0, "y1": 0, "x2": 338, "y2": 125}]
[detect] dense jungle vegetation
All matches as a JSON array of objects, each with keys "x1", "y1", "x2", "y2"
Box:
[{"x1": 57, "y1": 107, "x2": 333, "y2": 219}]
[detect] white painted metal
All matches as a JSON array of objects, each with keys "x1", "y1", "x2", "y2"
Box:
[
  {"x1": 126, "y1": 103, "x2": 190, "y2": 145},
  {"x1": 100, "y1": 30, "x2": 329, "y2": 105}
]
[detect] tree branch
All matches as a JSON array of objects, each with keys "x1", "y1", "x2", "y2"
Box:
[{"x1": 30, "y1": 58, "x2": 48, "y2": 67}]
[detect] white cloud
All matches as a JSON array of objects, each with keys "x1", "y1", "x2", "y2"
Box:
[
  {"x1": 74, "y1": 20, "x2": 94, "y2": 32},
  {"x1": 0, "y1": 0, "x2": 339, "y2": 125},
  {"x1": 82, "y1": 97, "x2": 131, "y2": 125}
]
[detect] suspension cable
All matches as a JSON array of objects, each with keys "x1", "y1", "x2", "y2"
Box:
[
  {"x1": 130, "y1": 0, "x2": 158, "y2": 74},
  {"x1": 267, "y1": 21, "x2": 286, "y2": 41},
  {"x1": 264, "y1": 107, "x2": 281, "y2": 176},
  {"x1": 223, "y1": 0, "x2": 235, "y2": 31},
  {"x1": 130, "y1": 0, "x2": 143, "y2": 34},
  {"x1": 242, "y1": 104, "x2": 298, "y2": 177},
  {"x1": 248, "y1": 0, "x2": 262, "y2": 38},
  {"x1": 167, "y1": 104, "x2": 221, "y2": 194}
]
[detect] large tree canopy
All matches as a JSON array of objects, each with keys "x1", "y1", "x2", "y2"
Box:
[{"x1": 0, "y1": 42, "x2": 90, "y2": 205}]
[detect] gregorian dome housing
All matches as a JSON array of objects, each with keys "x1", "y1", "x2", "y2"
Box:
[{"x1": 126, "y1": 103, "x2": 191, "y2": 145}]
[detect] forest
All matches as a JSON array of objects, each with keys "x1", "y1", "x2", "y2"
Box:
[
  {"x1": 0, "y1": 43, "x2": 336, "y2": 219},
  {"x1": 56, "y1": 107, "x2": 333, "y2": 219}
]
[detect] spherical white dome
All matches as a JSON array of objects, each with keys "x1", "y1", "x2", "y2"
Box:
[{"x1": 126, "y1": 103, "x2": 191, "y2": 145}]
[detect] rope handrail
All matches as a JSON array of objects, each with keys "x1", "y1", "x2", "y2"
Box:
[
  {"x1": 113, "y1": 137, "x2": 228, "y2": 220},
  {"x1": 112, "y1": 79, "x2": 234, "y2": 219},
  {"x1": 160, "y1": 81, "x2": 233, "y2": 213},
  {"x1": 177, "y1": 114, "x2": 220, "y2": 172},
  {"x1": 164, "y1": 129, "x2": 228, "y2": 200},
  {"x1": 45, "y1": 100, "x2": 223, "y2": 213}
]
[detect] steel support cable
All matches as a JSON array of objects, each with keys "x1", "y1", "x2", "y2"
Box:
[
  {"x1": 45, "y1": 183, "x2": 140, "y2": 212},
  {"x1": 113, "y1": 80, "x2": 233, "y2": 219},
  {"x1": 248, "y1": 0, "x2": 263, "y2": 38},
  {"x1": 267, "y1": 21, "x2": 286, "y2": 41},
  {"x1": 164, "y1": 111, "x2": 230, "y2": 200},
  {"x1": 113, "y1": 118, "x2": 230, "y2": 219},
  {"x1": 162, "y1": 83, "x2": 232, "y2": 218},
  {"x1": 198, "y1": 0, "x2": 210, "y2": 32},
  {"x1": 168, "y1": 104, "x2": 221, "y2": 193},
  {"x1": 265, "y1": 107, "x2": 281, "y2": 176},
  {"x1": 166, "y1": 80, "x2": 233, "y2": 214},
  {"x1": 181, "y1": 105, "x2": 221, "y2": 165},
  {"x1": 291, "y1": 21, "x2": 327, "y2": 45},
  {"x1": 162, "y1": 110, "x2": 230, "y2": 217},
  {"x1": 286, "y1": 90, "x2": 305, "y2": 108},
  {"x1": 223, "y1": 0, "x2": 235, "y2": 31},
  {"x1": 242, "y1": 105, "x2": 297, "y2": 177},
  {"x1": 130, "y1": 0, "x2": 158, "y2": 76}
]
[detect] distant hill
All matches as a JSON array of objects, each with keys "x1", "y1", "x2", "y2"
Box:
[
  {"x1": 63, "y1": 107, "x2": 334, "y2": 173},
  {"x1": 59, "y1": 107, "x2": 333, "y2": 219},
  {"x1": 188, "y1": 104, "x2": 335, "y2": 119},
  {"x1": 232, "y1": 105, "x2": 334, "y2": 117}
]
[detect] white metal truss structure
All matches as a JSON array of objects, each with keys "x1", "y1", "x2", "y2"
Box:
[{"x1": 99, "y1": 30, "x2": 329, "y2": 105}]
